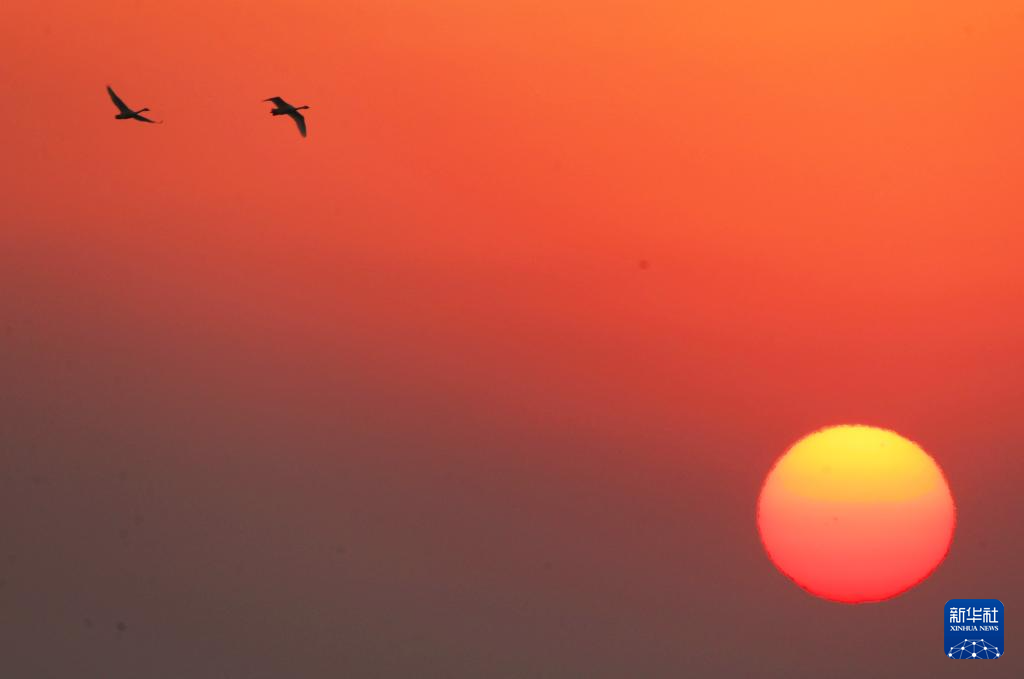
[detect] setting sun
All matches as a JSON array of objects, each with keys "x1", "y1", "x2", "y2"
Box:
[{"x1": 757, "y1": 425, "x2": 956, "y2": 604}]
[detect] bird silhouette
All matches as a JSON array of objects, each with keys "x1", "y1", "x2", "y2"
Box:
[
  {"x1": 106, "y1": 86, "x2": 161, "y2": 123},
  {"x1": 264, "y1": 97, "x2": 309, "y2": 137}
]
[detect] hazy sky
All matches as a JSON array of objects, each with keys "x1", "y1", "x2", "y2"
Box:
[{"x1": 2, "y1": 1, "x2": 1023, "y2": 676}]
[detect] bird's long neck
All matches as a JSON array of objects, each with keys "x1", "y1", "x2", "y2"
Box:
[
  {"x1": 297, "y1": 105, "x2": 310, "y2": 110},
  {"x1": 137, "y1": 108, "x2": 150, "y2": 113}
]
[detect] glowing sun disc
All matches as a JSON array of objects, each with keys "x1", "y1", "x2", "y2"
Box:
[{"x1": 757, "y1": 425, "x2": 956, "y2": 603}]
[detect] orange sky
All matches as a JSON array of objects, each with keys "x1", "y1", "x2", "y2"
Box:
[
  {"x1": 6, "y1": 1, "x2": 1024, "y2": 433},
  {"x1": 2, "y1": 2, "x2": 1024, "y2": 675}
]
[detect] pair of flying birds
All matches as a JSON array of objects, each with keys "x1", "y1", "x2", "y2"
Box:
[{"x1": 106, "y1": 86, "x2": 310, "y2": 137}]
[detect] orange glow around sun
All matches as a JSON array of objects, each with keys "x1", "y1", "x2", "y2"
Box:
[{"x1": 757, "y1": 425, "x2": 955, "y2": 604}]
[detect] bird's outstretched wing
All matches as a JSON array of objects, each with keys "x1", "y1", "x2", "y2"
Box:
[
  {"x1": 134, "y1": 114, "x2": 162, "y2": 124},
  {"x1": 107, "y1": 85, "x2": 133, "y2": 114},
  {"x1": 287, "y1": 110, "x2": 307, "y2": 137},
  {"x1": 265, "y1": 96, "x2": 291, "y2": 110}
]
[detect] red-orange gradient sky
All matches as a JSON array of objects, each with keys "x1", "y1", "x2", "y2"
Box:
[{"x1": 2, "y1": 2, "x2": 1023, "y2": 676}]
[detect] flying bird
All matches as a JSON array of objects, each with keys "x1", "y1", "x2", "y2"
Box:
[
  {"x1": 264, "y1": 97, "x2": 309, "y2": 137},
  {"x1": 106, "y1": 86, "x2": 161, "y2": 123}
]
